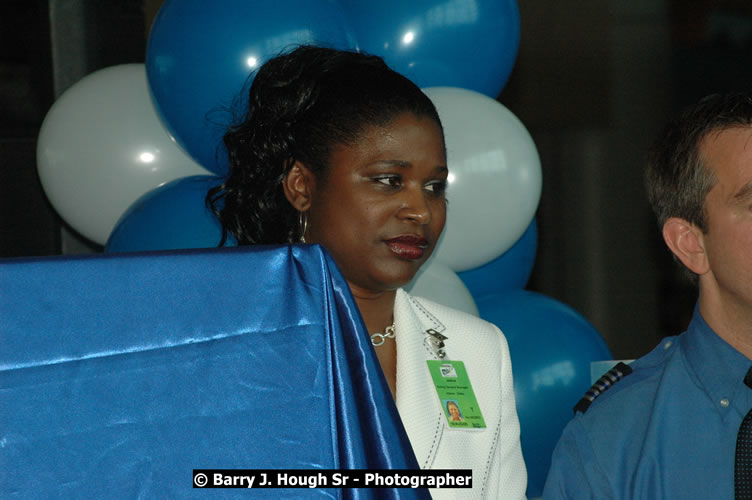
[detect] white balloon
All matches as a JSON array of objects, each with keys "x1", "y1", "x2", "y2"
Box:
[
  {"x1": 423, "y1": 87, "x2": 542, "y2": 272},
  {"x1": 406, "y1": 258, "x2": 478, "y2": 317},
  {"x1": 37, "y1": 64, "x2": 210, "y2": 245}
]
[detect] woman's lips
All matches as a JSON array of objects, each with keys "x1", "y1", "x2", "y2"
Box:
[{"x1": 385, "y1": 235, "x2": 429, "y2": 260}]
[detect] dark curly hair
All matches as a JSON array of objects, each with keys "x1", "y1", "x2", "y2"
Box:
[
  {"x1": 645, "y1": 91, "x2": 752, "y2": 280},
  {"x1": 207, "y1": 45, "x2": 443, "y2": 246}
]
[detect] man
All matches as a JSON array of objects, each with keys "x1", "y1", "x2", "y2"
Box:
[{"x1": 543, "y1": 92, "x2": 752, "y2": 499}]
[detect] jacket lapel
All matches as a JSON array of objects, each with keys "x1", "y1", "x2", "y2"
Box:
[{"x1": 394, "y1": 289, "x2": 446, "y2": 469}]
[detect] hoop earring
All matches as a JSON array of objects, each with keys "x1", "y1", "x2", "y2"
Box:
[{"x1": 298, "y1": 211, "x2": 309, "y2": 243}]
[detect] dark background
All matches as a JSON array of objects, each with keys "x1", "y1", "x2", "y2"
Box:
[{"x1": 3, "y1": 0, "x2": 752, "y2": 359}]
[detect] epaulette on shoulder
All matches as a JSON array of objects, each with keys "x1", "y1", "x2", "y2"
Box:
[{"x1": 573, "y1": 362, "x2": 633, "y2": 415}]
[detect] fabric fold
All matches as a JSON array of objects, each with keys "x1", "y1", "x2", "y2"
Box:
[{"x1": 1, "y1": 245, "x2": 426, "y2": 498}]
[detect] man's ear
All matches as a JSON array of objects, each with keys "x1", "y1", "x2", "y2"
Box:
[
  {"x1": 282, "y1": 161, "x2": 315, "y2": 211},
  {"x1": 662, "y1": 217, "x2": 710, "y2": 275}
]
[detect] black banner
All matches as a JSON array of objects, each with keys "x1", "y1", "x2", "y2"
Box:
[{"x1": 193, "y1": 469, "x2": 472, "y2": 489}]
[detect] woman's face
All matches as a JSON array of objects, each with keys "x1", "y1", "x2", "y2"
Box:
[
  {"x1": 305, "y1": 112, "x2": 447, "y2": 295},
  {"x1": 448, "y1": 402, "x2": 460, "y2": 420}
]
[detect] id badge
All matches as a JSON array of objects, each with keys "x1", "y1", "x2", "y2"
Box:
[{"x1": 427, "y1": 360, "x2": 486, "y2": 429}]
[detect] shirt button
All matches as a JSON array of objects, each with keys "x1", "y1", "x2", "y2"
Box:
[
  {"x1": 664, "y1": 340, "x2": 673, "y2": 350},
  {"x1": 720, "y1": 398, "x2": 730, "y2": 408}
]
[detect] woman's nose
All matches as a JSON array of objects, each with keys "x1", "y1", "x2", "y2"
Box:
[{"x1": 397, "y1": 186, "x2": 430, "y2": 224}]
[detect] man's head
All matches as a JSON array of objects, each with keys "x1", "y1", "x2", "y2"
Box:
[{"x1": 645, "y1": 92, "x2": 752, "y2": 283}]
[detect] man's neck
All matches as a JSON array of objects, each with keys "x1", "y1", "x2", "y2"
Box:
[{"x1": 698, "y1": 288, "x2": 752, "y2": 360}]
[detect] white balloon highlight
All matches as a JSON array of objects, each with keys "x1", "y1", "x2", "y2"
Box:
[
  {"x1": 407, "y1": 258, "x2": 479, "y2": 317},
  {"x1": 423, "y1": 87, "x2": 542, "y2": 272},
  {"x1": 37, "y1": 64, "x2": 210, "y2": 245}
]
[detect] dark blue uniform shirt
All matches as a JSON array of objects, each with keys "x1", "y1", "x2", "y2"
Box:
[{"x1": 543, "y1": 306, "x2": 752, "y2": 499}]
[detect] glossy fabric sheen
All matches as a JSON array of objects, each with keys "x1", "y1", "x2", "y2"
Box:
[{"x1": 0, "y1": 245, "x2": 426, "y2": 498}]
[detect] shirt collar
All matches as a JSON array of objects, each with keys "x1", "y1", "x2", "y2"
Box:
[{"x1": 682, "y1": 305, "x2": 752, "y2": 419}]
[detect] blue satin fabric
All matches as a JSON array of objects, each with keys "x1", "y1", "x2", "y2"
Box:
[{"x1": 0, "y1": 245, "x2": 427, "y2": 498}]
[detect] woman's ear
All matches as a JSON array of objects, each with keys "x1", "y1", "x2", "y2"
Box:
[
  {"x1": 662, "y1": 217, "x2": 709, "y2": 275},
  {"x1": 282, "y1": 161, "x2": 315, "y2": 211}
]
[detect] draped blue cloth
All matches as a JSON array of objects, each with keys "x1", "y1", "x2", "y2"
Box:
[{"x1": 0, "y1": 245, "x2": 427, "y2": 498}]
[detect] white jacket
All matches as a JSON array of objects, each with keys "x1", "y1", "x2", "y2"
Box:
[{"x1": 394, "y1": 289, "x2": 527, "y2": 499}]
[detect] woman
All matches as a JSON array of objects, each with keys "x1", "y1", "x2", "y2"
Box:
[
  {"x1": 208, "y1": 45, "x2": 526, "y2": 498},
  {"x1": 446, "y1": 400, "x2": 464, "y2": 422}
]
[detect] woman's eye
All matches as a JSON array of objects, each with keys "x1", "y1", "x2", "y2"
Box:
[
  {"x1": 374, "y1": 175, "x2": 402, "y2": 187},
  {"x1": 424, "y1": 180, "x2": 447, "y2": 195}
]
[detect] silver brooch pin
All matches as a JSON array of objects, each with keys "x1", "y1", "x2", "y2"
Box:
[{"x1": 425, "y1": 329, "x2": 448, "y2": 359}]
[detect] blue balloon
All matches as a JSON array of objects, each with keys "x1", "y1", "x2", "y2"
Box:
[
  {"x1": 476, "y1": 290, "x2": 612, "y2": 498},
  {"x1": 343, "y1": 0, "x2": 520, "y2": 97},
  {"x1": 106, "y1": 175, "x2": 237, "y2": 253},
  {"x1": 146, "y1": 0, "x2": 356, "y2": 175},
  {"x1": 458, "y1": 218, "x2": 537, "y2": 295}
]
